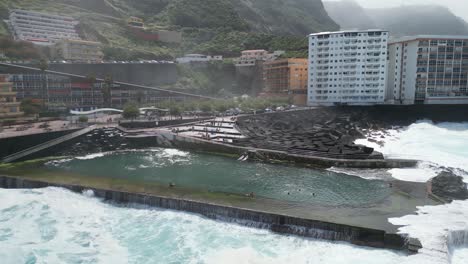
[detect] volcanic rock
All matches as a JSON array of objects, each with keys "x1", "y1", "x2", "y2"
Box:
[{"x1": 431, "y1": 171, "x2": 468, "y2": 201}]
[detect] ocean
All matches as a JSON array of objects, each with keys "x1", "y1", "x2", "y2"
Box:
[{"x1": 0, "y1": 121, "x2": 467, "y2": 263}]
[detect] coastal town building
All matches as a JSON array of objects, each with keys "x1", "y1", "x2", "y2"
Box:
[
  {"x1": 52, "y1": 39, "x2": 104, "y2": 62},
  {"x1": 234, "y1": 50, "x2": 285, "y2": 67},
  {"x1": 261, "y1": 58, "x2": 308, "y2": 105},
  {"x1": 176, "y1": 54, "x2": 223, "y2": 64},
  {"x1": 387, "y1": 35, "x2": 468, "y2": 105},
  {"x1": 308, "y1": 30, "x2": 389, "y2": 106},
  {"x1": 127, "y1": 17, "x2": 145, "y2": 29},
  {"x1": 8, "y1": 9, "x2": 80, "y2": 46},
  {"x1": 0, "y1": 76, "x2": 22, "y2": 118},
  {"x1": 126, "y1": 16, "x2": 181, "y2": 43},
  {"x1": 2, "y1": 74, "x2": 184, "y2": 111}
]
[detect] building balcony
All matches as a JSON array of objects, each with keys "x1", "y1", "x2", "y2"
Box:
[{"x1": 0, "y1": 91, "x2": 16, "y2": 96}]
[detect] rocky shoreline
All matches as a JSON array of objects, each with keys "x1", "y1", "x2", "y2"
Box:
[{"x1": 234, "y1": 108, "x2": 401, "y2": 160}]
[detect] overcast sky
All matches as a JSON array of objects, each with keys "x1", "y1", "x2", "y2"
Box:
[{"x1": 331, "y1": 0, "x2": 468, "y2": 21}]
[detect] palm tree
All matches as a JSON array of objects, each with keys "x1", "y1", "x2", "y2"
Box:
[
  {"x1": 38, "y1": 59, "x2": 48, "y2": 108},
  {"x1": 102, "y1": 75, "x2": 113, "y2": 108}
]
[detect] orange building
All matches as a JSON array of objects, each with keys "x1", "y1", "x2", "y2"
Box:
[
  {"x1": 261, "y1": 58, "x2": 308, "y2": 105},
  {"x1": 0, "y1": 76, "x2": 22, "y2": 119}
]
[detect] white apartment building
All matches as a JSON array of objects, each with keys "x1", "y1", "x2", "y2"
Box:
[
  {"x1": 308, "y1": 30, "x2": 389, "y2": 106},
  {"x1": 176, "y1": 54, "x2": 223, "y2": 64},
  {"x1": 9, "y1": 9, "x2": 80, "y2": 46},
  {"x1": 388, "y1": 36, "x2": 468, "y2": 105}
]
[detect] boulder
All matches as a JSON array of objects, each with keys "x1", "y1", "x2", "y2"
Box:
[{"x1": 431, "y1": 171, "x2": 468, "y2": 201}]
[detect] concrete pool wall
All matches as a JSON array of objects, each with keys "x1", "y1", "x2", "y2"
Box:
[{"x1": 0, "y1": 175, "x2": 415, "y2": 252}]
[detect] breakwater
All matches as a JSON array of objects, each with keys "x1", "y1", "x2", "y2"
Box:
[{"x1": 0, "y1": 175, "x2": 412, "y2": 251}]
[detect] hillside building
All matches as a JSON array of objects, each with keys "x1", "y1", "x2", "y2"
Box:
[
  {"x1": 308, "y1": 30, "x2": 389, "y2": 106},
  {"x1": 387, "y1": 35, "x2": 468, "y2": 105},
  {"x1": 0, "y1": 76, "x2": 22, "y2": 118},
  {"x1": 261, "y1": 59, "x2": 308, "y2": 105},
  {"x1": 52, "y1": 39, "x2": 103, "y2": 62},
  {"x1": 235, "y1": 50, "x2": 285, "y2": 67},
  {"x1": 8, "y1": 9, "x2": 80, "y2": 46},
  {"x1": 176, "y1": 54, "x2": 223, "y2": 64},
  {"x1": 127, "y1": 17, "x2": 144, "y2": 29}
]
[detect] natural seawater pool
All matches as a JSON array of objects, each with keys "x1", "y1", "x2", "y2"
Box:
[{"x1": 42, "y1": 148, "x2": 391, "y2": 207}]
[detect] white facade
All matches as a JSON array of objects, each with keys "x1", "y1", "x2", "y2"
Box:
[
  {"x1": 388, "y1": 36, "x2": 468, "y2": 105},
  {"x1": 308, "y1": 30, "x2": 388, "y2": 106},
  {"x1": 176, "y1": 54, "x2": 223, "y2": 64},
  {"x1": 9, "y1": 9, "x2": 80, "y2": 46},
  {"x1": 53, "y1": 39, "x2": 103, "y2": 62}
]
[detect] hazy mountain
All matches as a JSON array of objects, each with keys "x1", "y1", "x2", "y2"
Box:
[
  {"x1": 368, "y1": 5, "x2": 468, "y2": 36},
  {"x1": 324, "y1": 1, "x2": 468, "y2": 36},
  {"x1": 324, "y1": 1, "x2": 376, "y2": 30}
]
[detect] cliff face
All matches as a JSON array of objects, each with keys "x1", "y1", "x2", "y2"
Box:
[
  {"x1": 108, "y1": 0, "x2": 338, "y2": 35},
  {"x1": 324, "y1": 1, "x2": 468, "y2": 36},
  {"x1": 229, "y1": 0, "x2": 339, "y2": 35}
]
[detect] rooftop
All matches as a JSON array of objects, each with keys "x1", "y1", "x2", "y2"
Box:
[
  {"x1": 10, "y1": 9, "x2": 77, "y2": 22},
  {"x1": 389, "y1": 35, "x2": 468, "y2": 44},
  {"x1": 309, "y1": 29, "x2": 388, "y2": 36},
  {"x1": 242, "y1": 49, "x2": 267, "y2": 53}
]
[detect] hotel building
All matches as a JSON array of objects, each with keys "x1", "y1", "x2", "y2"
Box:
[
  {"x1": 262, "y1": 59, "x2": 308, "y2": 105},
  {"x1": 387, "y1": 36, "x2": 468, "y2": 105},
  {"x1": 308, "y1": 30, "x2": 389, "y2": 106},
  {"x1": 9, "y1": 9, "x2": 80, "y2": 45}
]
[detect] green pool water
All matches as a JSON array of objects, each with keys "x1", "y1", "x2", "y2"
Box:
[{"x1": 41, "y1": 148, "x2": 391, "y2": 207}]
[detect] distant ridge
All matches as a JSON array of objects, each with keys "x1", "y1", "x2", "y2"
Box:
[{"x1": 324, "y1": 1, "x2": 468, "y2": 36}]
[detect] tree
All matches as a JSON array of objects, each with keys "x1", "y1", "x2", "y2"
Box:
[
  {"x1": 102, "y1": 75, "x2": 113, "y2": 108},
  {"x1": 20, "y1": 98, "x2": 42, "y2": 116},
  {"x1": 78, "y1": 116, "x2": 89, "y2": 123},
  {"x1": 169, "y1": 105, "x2": 182, "y2": 119},
  {"x1": 214, "y1": 100, "x2": 229, "y2": 113},
  {"x1": 199, "y1": 101, "x2": 213, "y2": 113},
  {"x1": 38, "y1": 59, "x2": 49, "y2": 108},
  {"x1": 123, "y1": 102, "x2": 139, "y2": 120}
]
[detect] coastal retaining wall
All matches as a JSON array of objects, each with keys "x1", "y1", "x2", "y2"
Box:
[
  {"x1": 0, "y1": 129, "x2": 80, "y2": 159},
  {"x1": 120, "y1": 118, "x2": 211, "y2": 129},
  {"x1": 145, "y1": 132, "x2": 418, "y2": 169},
  {"x1": 0, "y1": 175, "x2": 408, "y2": 251},
  {"x1": 47, "y1": 63, "x2": 178, "y2": 86}
]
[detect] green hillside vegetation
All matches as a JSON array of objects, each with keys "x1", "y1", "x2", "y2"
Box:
[{"x1": 0, "y1": 0, "x2": 337, "y2": 59}]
